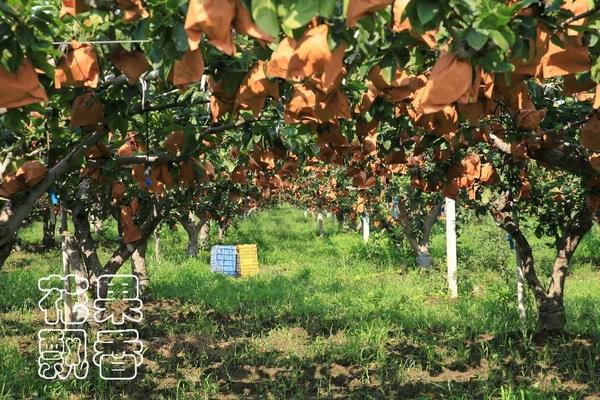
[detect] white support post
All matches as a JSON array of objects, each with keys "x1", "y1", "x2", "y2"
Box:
[
  {"x1": 513, "y1": 210, "x2": 526, "y2": 322},
  {"x1": 361, "y1": 212, "x2": 370, "y2": 243},
  {"x1": 445, "y1": 197, "x2": 458, "y2": 299}
]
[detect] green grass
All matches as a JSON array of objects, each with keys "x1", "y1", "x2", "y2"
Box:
[{"x1": 1, "y1": 205, "x2": 599, "y2": 399}]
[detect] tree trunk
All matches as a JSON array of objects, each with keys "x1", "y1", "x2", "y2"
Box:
[
  {"x1": 187, "y1": 225, "x2": 199, "y2": 256},
  {"x1": 396, "y1": 200, "x2": 442, "y2": 268},
  {"x1": 180, "y1": 213, "x2": 201, "y2": 257},
  {"x1": 73, "y1": 200, "x2": 166, "y2": 302},
  {"x1": 42, "y1": 206, "x2": 56, "y2": 249},
  {"x1": 131, "y1": 241, "x2": 149, "y2": 300},
  {"x1": 72, "y1": 206, "x2": 102, "y2": 292},
  {"x1": 61, "y1": 230, "x2": 89, "y2": 325},
  {"x1": 492, "y1": 194, "x2": 593, "y2": 333},
  {"x1": 217, "y1": 220, "x2": 228, "y2": 241},
  {"x1": 515, "y1": 248, "x2": 527, "y2": 323},
  {"x1": 414, "y1": 238, "x2": 433, "y2": 267},
  {"x1": 513, "y1": 211, "x2": 527, "y2": 323},
  {"x1": 335, "y1": 209, "x2": 344, "y2": 226},
  {"x1": 199, "y1": 220, "x2": 210, "y2": 250},
  {"x1": 316, "y1": 212, "x2": 324, "y2": 237},
  {"x1": 0, "y1": 236, "x2": 15, "y2": 268}
]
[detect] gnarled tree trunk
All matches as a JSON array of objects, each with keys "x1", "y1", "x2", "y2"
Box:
[
  {"x1": 316, "y1": 212, "x2": 324, "y2": 237},
  {"x1": 217, "y1": 220, "x2": 228, "y2": 241},
  {"x1": 73, "y1": 202, "x2": 166, "y2": 302},
  {"x1": 131, "y1": 241, "x2": 149, "y2": 300},
  {"x1": 492, "y1": 195, "x2": 593, "y2": 333},
  {"x1": 395, "y1": 200, "x2": 443, "y2": 268},
  {"x1": 42, "y1": 206, "x2": 57, "y2": 249},
  {"x1": 179, "y1": 212, "x2": 209, "y2": 257},
  {"x1": 199, "y1": 220, "x2": 210, "y2": 250}
]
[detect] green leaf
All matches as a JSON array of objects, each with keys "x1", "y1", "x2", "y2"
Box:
[
  {"x1": 278, "y1": 0, "x2": 318, "y2": 30},
  {"x1": 318, "y1": 0, "x2": 336, "y2": 17},
  {"x1": 252, "y1": 0, "x2": 280, "y2": 39},
  {"x1": 466, "y1": 29, "x2": 489, "y2": 51},
  {"x1": 477, "y1": 11, "x2": 510, "y2": 29},
  {"x1": 489, "y1": 30, "x2": 510, "y2": 52},
  {"x1": 481, "y1": 188, "x2": 491, "y2": 205},
  {"x1": 498, "y1": 26, "x2": 516, "y2": 46},
  {"x1": 383, "y1": 140, "x2": 391, "y2": 150},
  {"x1": 379, "y1": 56, "x2": 397, "y2": 85},
  {"x1": 28, "y1": 51, "x2": 54, "y2": 77},
  {"x1": 416, "y1": 0, "x2": 439, "y2": 25},
  {"x1": 172, "y1": 23, "x2": 189, "y2": 52}
]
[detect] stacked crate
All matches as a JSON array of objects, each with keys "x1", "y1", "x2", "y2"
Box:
[
  {"x1": 210, "y1": 245, "x2": 238, "y2": 276},
  {"x1": 236, "y1": 244, "x2": 259, "y2": 277}
]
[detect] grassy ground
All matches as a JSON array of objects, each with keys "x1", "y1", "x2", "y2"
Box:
[{"x1": 1, "y1": 205, "x2": 599, "y2": 399}]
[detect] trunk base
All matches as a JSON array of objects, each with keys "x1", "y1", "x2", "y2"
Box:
[
  {"x1": 416, "y1": 253, "x2": 432, "y2": 268},
  {"x1": 538, "y1": 299, "x2": 566, "y2": 333}
]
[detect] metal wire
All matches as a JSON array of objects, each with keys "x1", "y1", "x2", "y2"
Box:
[{"x1": 52, "y1": 39, "x2": 150, "y2": 45}]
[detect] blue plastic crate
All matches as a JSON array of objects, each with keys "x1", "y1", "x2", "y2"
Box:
[{"x1": 210, "y1": 245, "x2": 238, "y2": 276}]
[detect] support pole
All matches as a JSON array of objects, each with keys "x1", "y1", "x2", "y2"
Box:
[
  {"x1": 361, "y1": 212, "x2": 370, "y2": 243},
  {"x1": 512, "y1": 210, "x2": 527, "y2": 322},
  {"x1": 60, "y1": 209, "x2": 73, "y2": 326},
  {"x1": 445, "y1": 198, "x2": 458, "y2": 299}
]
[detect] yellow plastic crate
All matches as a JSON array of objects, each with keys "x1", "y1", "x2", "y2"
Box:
[{"x1": 236, "y1": 244, "x2": 259, "y2": 277}]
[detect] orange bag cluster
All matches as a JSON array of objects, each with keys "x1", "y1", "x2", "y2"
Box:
[
  {"x1": 413, "y1": 51, "x2": 477, "y2": 114},
  {"x1": 267, "y1": 24, "x2": 347, "y2": 94},
  {"x1": 59, "y1": 0, "x2": 87, "y2": 17},
  {"x1": 208, "y1": 77, "x2": 236, "y2": 122},
  {"x1": 391, "y1": 0, "x2": 437, "y2": 48},
  {"x1": 357, "y1": 66, "x2": 425, "y2": 115},
  {"x1": 60, "y1": 0, "x2": 148, "y2": 22},
  {"x1": 443, "y1": 154, "x2": 497, "y2": 199},
  {"x1": 185, "y1": 0, "x2": 274, "y2": 56},
  {"x1": 581, "y1": 114, "x2": 600, "y2": 151},
  {"x1": 70, "y1": 92, "x2": 104, "y2": 128},
  {"x1": 284, "y1": 84, "x2": 351, "y2": 126},
  {"x1": 231, "y1": 166, "x2": 248, "y2": 184},
  {"x1": 178, "y1": 161, "x2": 196, "y2": 187},
  {"x1": 0, "y1": 60, "x2": 48, "y2": 109},
  {"x1": 235, "y1": 61, "x2": 279, "y2": 117},
  {"x1": 55, "y1": 42, "x2": 100, "y2": 89},
  {"x1": 120, "y1": 204, "x2": 142, "y2": 244},
  {"x1": 346, "y1": 0, "x2": 392, "y2": 27},
  {"x1": 164, "y1": 130, "x2": 186, "y2": 155},
  {"x1": 512, "y1": 29, "x2": 590, "y2": 80},
  {"x1": 116, "y1": 0, "x2": 150, "y2": 23},
  {"x1": 0, "y1": 161, "x2": 48, "y2": 198},
  {"x1": 170, "y1": 49, "x2": 205, "y2": 90},
  {"x1": 111, "y1": 48, "x2": 151, "y2": 84},
  {"x1": 111, "y1": 181, "x2": 125, "y2": 204}
]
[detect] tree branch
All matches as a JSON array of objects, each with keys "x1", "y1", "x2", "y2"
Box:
[
  {"x1": 559, "y1": 4, "x2": 600, "y2": 29},
  {"x1": 0, "y1": 129, "x2": 105, "y2": 249},
  {"x1": 488, "y1": 132, "x2": 599, "y2": 178}
]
